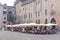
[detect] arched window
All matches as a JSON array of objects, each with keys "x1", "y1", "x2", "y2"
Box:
[
  {"x1": 7, "y1": 11, "x2": 13, "y2": 21},
  {"x1": 50, "y1": 18, "x2": 56, "y2": 24}
]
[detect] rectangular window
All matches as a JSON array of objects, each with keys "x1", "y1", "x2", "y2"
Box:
[
  {"x1": 38, "y1": 0, "x2": 40, "y2": 4},
  {"x1": 36, "y1": 11, "x2": 40, "y2": 17},
  {"x1": 4, "y1": 17, "x2": 6, "y2": 20},
  {"x1": 36, "y1": 12, "x2": 37, "y2": 17},
  {"x1": 24, "y1": 14, "x2": 27, "y2": 19},
  {"x1": 29, "y1": 13, "x2": 30, "y2": 18},
  {"x1": 38, "y1": 11, "x2": 40, "y2": 17},
  {"x1": 29, "y1": 13, "x2": 32, "y2": 18},
  {"x1": 45, "y1": 0, "x2": 47, "y2": 2},
  {"x1": 36, "y1": 0, "x2": 40, "y2": 5},
  {"x1": 45, "y1": 9, "x2": 48, "y2": 16},
  {"x1": 3, "y1": 11, "x2": 6, "y2": 14},
  {"x1": 31, "y1": 13, "x2": 32, "y2": 18},
  {"x1": 3, "y1": 21, "x2": 6, "y2": 23}
]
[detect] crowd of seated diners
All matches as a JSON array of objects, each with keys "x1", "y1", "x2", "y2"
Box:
[{"x1": 6, "y1": 25, "x2": 58, "y2": 34}]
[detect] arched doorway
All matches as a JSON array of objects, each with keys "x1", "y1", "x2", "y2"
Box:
[
  {"x1": 50, "y1": 18, "x2": 56, "y2": 29},
  {"x1": 50, "y1": 18, "x2": 56, "y2": 24}
]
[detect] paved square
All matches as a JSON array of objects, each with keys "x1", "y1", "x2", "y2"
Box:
[{"x1": 0, "y1": 31, "x2": 60, "y2": 40}]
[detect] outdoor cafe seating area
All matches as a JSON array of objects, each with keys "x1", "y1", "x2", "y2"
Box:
[{"x1": 6, "y1": 23, "x2": 58, "y2": 34}]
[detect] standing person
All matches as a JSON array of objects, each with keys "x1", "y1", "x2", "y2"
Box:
[
  {"x1": 37, "y1": 27, "x2": 40, "y2": 30},
  {"x1": 2, "y1": 27, "x2": 4, "y2": 31},
  {"x1": 37, "y1": 27, "x2": 40, "y2": 34},
  {"x1": 22, "y1": 27, "x2": 25, "y2": 32}
]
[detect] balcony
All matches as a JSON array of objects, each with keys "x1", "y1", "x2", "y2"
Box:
[{"x1": 51, "y1": 10, "x2": 56, "y2": 15}]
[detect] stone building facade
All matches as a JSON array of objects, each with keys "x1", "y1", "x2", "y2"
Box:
[
  {"x1": 0, "y1": 3, "x2": 15, "y2": 29},
  {"x1": 14, "y1": 0, "x2": 60, "y2": 27}
]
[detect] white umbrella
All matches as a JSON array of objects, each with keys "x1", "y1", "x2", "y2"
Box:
[
  {"x1": 45, "y1": 23, "x2": 57, "y2": 26},
  {"x1": 6, "y1": 25, "x2": 12, "y2": 27}
]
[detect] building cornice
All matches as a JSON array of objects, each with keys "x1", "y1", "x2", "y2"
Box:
[
  {"x1": 21, "y1": 0, "x2": 35, "y2": 6},
  {"x1": 14, "y1": 0, "x2": 35, "y2": 6}
]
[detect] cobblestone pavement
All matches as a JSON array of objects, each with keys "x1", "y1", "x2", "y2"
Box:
[{"x1": 0, "y1": 31, "x2": 60, "y2": 40}]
